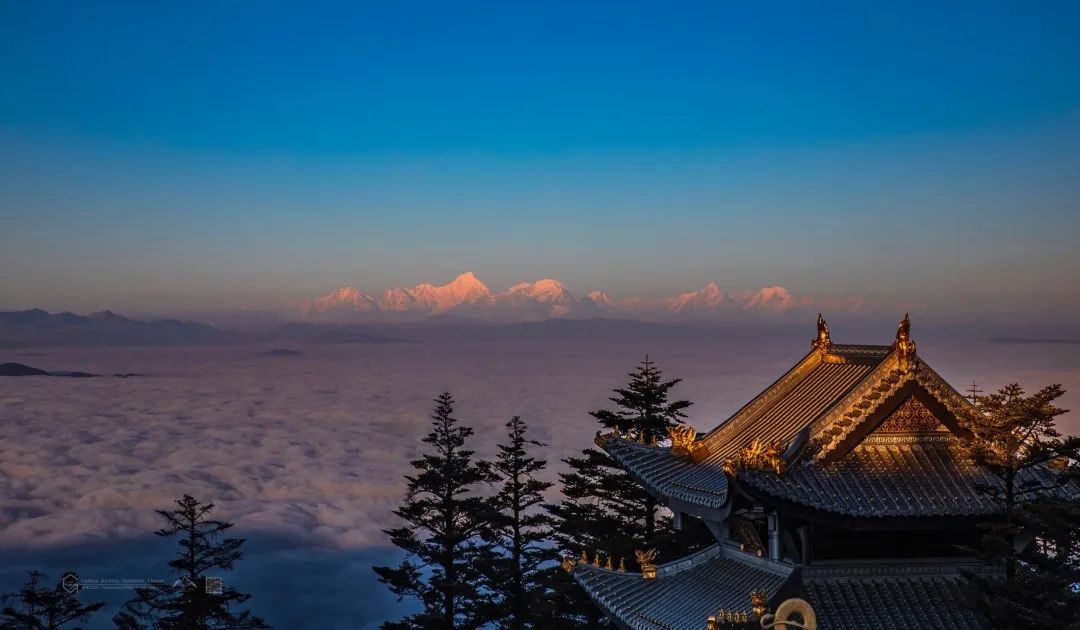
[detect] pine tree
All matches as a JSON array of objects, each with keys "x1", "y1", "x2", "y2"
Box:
[
  {"x1": 480, "y1": 416, "x2": 556, "y2": 630},
  {"x1": 0, "y1": 571, "x2": 103, "y2": 629},
  {"x1": 545, "y1": 357, "x2": 712, "y2": 627},
  {"x1": 113, "y1": 494, "x2": 268, "y2": 629},
  {"x1": 374, "y1": 392, "x2": 498, "y2": 629},
  {"x1": 962, "y1": 383, "x2": 1080, "y2": 629}
]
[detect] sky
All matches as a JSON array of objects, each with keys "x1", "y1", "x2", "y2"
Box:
[{"x1": 1, "y1": 1, "x2": 1079, "y2": 320}]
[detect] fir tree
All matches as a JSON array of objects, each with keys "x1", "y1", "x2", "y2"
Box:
[
  {"x1": 0, "y1": 571, "x2": 103, "y2": 629},
  {"x1": 113, "y1": 494, "x2": 268, "y2": 629},
  {"x1": 545, "y1": 357, "x2": 712, "y2": 627},
  {"x1": 374, "y1": 392, "x2": 498, "y2": 629},
  {"x1": 480, "y1": 416, "x2": 556, "y2": 630},
  {"x1": 962, "y1": 383, "x2": 1080, "y2": 629}
]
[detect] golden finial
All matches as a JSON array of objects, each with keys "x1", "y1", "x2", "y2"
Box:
[
  {"x1": 617, "y1": 557, "x2": 626, "y2": 572},
  {"x1": 604, "y1": 553, "x2": 614, "y2": 570},
  {"x1": 635, "y1": 549, "x2": 658, "y2": 580},
  {"x1": 893, "y1": 313, "x2": 917, "y2": 371},
  {"x1": 592, "y1": 551, "x2": 601, "y2": 567},
  {"x1": 580, "y1": 549, "x2": 589, "y2": 564},
  {"x1": 812, "y1": 313, "x2": 832, "y2": 352},
  {"x1": 750, "y1": 588, "x2": 769, "y2": 619}
]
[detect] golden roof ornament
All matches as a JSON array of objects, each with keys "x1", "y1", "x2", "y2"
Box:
[
  {"x1": 811, "y1": 313, "x2": 832, "y2": 353},
  {"x1": 635, "y1": 549, "x2": 658, "y2": 580},
  {"x1": 667, "y1": 424, "x2": 702, "y2": 459},
  {"x1": 580, "y1": 549, "x2": 590, "y2": 565},
  {"x1": 750, "y1": 588, "x2": 769, "y2": 619},
  {"x1": 722, "y1": 438, "x2": 787, "y2": 476},
  {"x1": 617, "y1": 557, "x2": 626, "y2": 572},
  {"x1": 560, "y1": 554, "x2": 577, "y2": 573},
  {"x1": 893, "y1": 313, "x2": 917, "y2": 372},
  {"x1": 604, "y1": 553, "x2": 614, "y2": 570},
  {"x1": 592, "y1": 551, "x2": 601, "y2": 567}
]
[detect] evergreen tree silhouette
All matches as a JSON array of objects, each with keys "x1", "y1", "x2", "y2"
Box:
[
  {"x1": 0, "y1": 570, "x2": 103, "y2": 629},
  {"x1": 479, "y1": 416, "x2": 555, "y2": 629},
  {"x1": 113, "y1": 494, "x2": 268, "y2": 629},
  {"x1": 545, "y1": 357, "x2": 712, "y2": 627},
  {"x1": 374, "y1": 392, "x2": 498, "y2": 629},
  {"x1": 962, "y1": 383, "x2": 1080, "y2": 628}
]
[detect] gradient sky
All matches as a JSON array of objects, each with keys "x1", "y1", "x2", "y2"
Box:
[{"x1": 2, "y1": 1, "x2": 1079, "y2": 319}]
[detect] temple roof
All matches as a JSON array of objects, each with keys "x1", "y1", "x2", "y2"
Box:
[
  {"x1": 600, "y1": 435, "x2": 729, "y2": 512},
  {"x1": 802, "y1": 565, "x2": 988, "y2": 629},
  {"x1": 572, "y1": 546, "x2": 990, "y2": 630},
  {"x1": 570, "y1": 545, "x2": 792, "y2": 630},
  {"x1": 699, "y1": 344, "x2": 891, "y2": 462},
  {"x1": 738, "y1": 437, "x2": 1008, "y2": 518}
]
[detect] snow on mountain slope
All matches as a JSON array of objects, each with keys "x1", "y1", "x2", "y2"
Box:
[{"x1": 304, "y1": 274, "x2": 856, "y2": 321}]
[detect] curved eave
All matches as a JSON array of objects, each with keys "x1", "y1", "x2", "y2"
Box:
[
  {"x1": 600, "y1": 435, "x2": 730, "y2": 519},
  {"x1": 735, "y1": 439, "x2": 1071, "y2": 522},
  {"x1": 570, "y1": 545, "x2": 793, "y2": 630}
]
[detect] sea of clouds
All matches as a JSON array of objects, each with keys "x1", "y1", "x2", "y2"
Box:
[{"x1": 1, "y1": 327, "x2": 1078, "y2": 627}]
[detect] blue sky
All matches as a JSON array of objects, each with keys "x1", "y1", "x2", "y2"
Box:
[{"x1": 1, "y1": 1, "x2": 1079, "y2": 317}]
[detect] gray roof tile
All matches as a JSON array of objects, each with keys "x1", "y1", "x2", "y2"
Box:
[{"x1": 572, "y1": 545, "x2": 792, "y2": 630}]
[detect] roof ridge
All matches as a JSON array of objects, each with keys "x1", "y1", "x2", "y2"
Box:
[{"x1": 804, "y1": 562, "x2": 995, "y2": 580}]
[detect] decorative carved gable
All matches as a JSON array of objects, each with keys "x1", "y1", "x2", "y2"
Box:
[{"x1": 871, "y1": 397, "x2": 948, "y2": 435}]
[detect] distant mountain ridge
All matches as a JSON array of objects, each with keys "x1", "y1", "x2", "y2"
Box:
[
  {"x1": 302, "y1": 272, "x2": 862, "y2": 322},
  {"x1": 0, "y1": 309, "x2": 242, "y2": 348}
]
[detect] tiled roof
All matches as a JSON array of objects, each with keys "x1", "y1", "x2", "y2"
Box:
[
  {"x1": 738, "y1": 437, "x2": 1067, "y2": 518},
  {"x1": 601, "y1": 436, "x2": 729, "y2": 510},
  {"x1": 571, "y1": 545, "x2": 792, "y2": 630},
  {"x1": 701, "y1": 348, "x2": 889, "y2": 462},
  {"x1": 803, "y1": 565, "x2": 987, "y2": 629}
]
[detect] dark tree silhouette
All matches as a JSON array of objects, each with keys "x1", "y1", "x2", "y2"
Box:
[
  {"x1": 545, "y1": 357, "x2": 712, "y2": 627},
  {"x1": 113, "y1": 494, "x2": 268, "y2": 629},
  {"x1": 962, "y1": 383, "x2": 1080, "y2": 629},
  {"x1": 374, "y1": 393, "x2": 498, "y2": 629},
  {"x1": 480, "y1": 416, "x2": 555, "y2": 629},
  {"x1": 0, "y1": 571, "x2": 103, "y2": 630}
]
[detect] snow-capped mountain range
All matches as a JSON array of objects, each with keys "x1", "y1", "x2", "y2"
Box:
[{"x1": 302, "y1": 273, "x2": 863, "y2": 322}]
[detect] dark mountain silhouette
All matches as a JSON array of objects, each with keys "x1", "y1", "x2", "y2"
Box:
[
  {"x1": 0, "y1": 362, "x2": 99, "y2": 377},
  {"x1": 0, "y1": 362, "x2": 50, "y2": 376},
  {"x1": 263, "y1": 348, "x2": 303, "y2": 356},
  {"x1": 0, "y1": 309, "x2": 246, "y2": 348}
]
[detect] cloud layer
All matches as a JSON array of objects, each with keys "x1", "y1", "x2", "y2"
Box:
[{"x1": 1, "y1": 327, "x2": 1078, "y2": 626}]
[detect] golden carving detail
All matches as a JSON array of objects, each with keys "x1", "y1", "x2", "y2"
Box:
[
  {"x1": 561, "y1": 555, "x2": 577, "y2": 573},
  {"x1": 811, "y1": 313, "x2": 832, "y2": 353},
  {"x1": 668, "y1": 424, "x2": 707, "y2": 460},
  {"x1": 750, "y1": 588, "x2": 769, "y2": 619},
  {"x1": 635, "y1": 549, "x2": 658, "y2": 580},
  {"x1": 722, "y1": 438, "x2": 786, "y2": 476},
  {"x1": 874, "y1": 397, "x2": 946, "y2": 434}
]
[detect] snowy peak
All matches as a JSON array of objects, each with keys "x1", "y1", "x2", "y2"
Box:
[
  {"x1": 584, "y1": 290, "x2": 617, "y2": 310},
  {"x1": 308, "y1": 286, "x2": 379, "y2": 313},
  {"x1": 444, "y1": 271, "x2": 492, "y2": 304},
  {"x1": 303, "y1": 275, "x2": 860, "y2": 321},
  {"x1": 667, "y1": 282, "x2": 727, "y2": 314},
  {"x1": 507, "y1": 278, "x2": 575, "y2": 304},
  {"x1": 741, "y1": 286, "x2": 801, "y2": 313}
]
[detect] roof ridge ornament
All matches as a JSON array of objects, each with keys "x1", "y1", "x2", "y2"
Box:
[
  {"x1": 811, "y1": 313, "x2": 832, "y2": 353},
  {"x1": 893, "y1": 313, "x2": 917, "y2": 373},
  {"x1": 635, "y1": 549, "x2": 658, "y2": 580}
]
